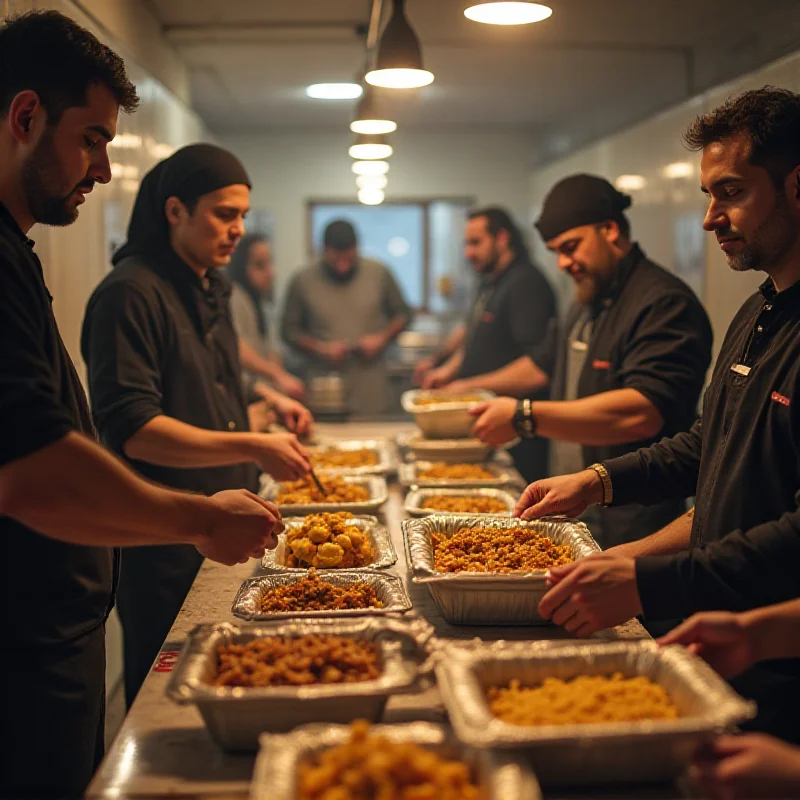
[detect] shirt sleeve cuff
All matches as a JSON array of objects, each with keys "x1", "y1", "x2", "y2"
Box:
[
  {"x1": 635, "y1": 554, "x2": 692, "y2": 620},
  {"x1": 604, "y1": 451, "x2": 648, "y2": 506},
  {"x1": 98, "y1": 401, "x2": 162, "y2": 453}
]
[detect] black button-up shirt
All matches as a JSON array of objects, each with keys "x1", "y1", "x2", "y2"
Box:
[
  {"x1": 81, "y1": 252, "x2": 257, "y2": 496},
  {"x1": 0, "y1": 204, "x2": 115, "y2": 648},
  {"x1": 540, "y1": 244, "x2": 713, "y2": 541}
]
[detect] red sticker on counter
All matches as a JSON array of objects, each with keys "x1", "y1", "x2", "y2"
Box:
[{"x1": 152, "y1": 649, "x2": 181, "y2": 673}]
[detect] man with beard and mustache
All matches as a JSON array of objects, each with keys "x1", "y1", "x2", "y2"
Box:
[
  {"x1": 515, "y1": 87, "x2": 800, "y2": 744},
  {"x1": 281, "y1": 219, "x2": 412, "y2": 416},
  {"x1": 470, "y1": 177, "x2": 712, "y2": 547},
  {"x1": 0, "y1": 12, "x2": 283, "y2": 799},
  {"x1": 414, "y1": 207, "x2": 556, "y2": 481}
]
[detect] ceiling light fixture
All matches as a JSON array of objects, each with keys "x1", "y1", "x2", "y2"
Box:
[
  {"x1": 615, "y1": 174, "x2": 647, "y2": 192},
  {"x1": 352, "y1": 160, "x2": 390, "y2": 175},
  {"x1": 662, "y1": 161, "x2": 695, "y2": 180},
  {"x1": 349, "y1": 134, "x2": 393, "y2": 160},
  {"x1": 351, "y1": 86, "x2": 398, "y2": 135},
  {"x1": 358, "y1": 187, "x2": 385, "y2": 205},
  {"x1": 464, "y1": 2, "x2": 552, "y2": 25},
  {"x1": 356, "y1": 174, "x2": 388, "y2": 190},
  {"x1": 305, "y1": 83, "x2": 363, "y2": 100},
  {"x1": 366, "y1": 0, "x2": 434, "y2": 89}
]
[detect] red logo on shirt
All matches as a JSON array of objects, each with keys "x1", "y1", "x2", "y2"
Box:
[
  {"x1": 592, "y1": 359, "x2": 611, "y2": 370},
  {"x1": 771, "y1": 391, "x2": 791, "y2": 407},
  {"x1": 481, "y1": 311, "x2": 495, "y2": 323}
]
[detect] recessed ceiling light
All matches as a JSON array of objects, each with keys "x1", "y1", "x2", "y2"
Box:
[
  {"x1": 662, "y1": 161, "x2": 695, "y2": 180},
  {"x1": 305, "y1": 83, "x2": 363, "y2": 100},
  {"x1": 352, "y1": 160, "x2": 390, "y2": 176},
  {"x1": 464, "y1": 2, "x2": 552, "y2": 25},
  {"x1": 615, "y1": 174, "x2": 647, "y2": 191},
  {"x1": 358, "y1": 188, "x2": 385, "y2": 205}
]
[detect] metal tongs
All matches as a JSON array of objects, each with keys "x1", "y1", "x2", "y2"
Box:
[{"x1": 309, "y1": 467, "x2": 328, "y2": 497}]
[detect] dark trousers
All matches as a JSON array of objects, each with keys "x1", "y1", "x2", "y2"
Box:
[
  {"x1": 3, "y1": 625, "x2": 106, "y2": 799},
  {"x1": 116, "y1": 544, "x2": 204, "y2": 708}
]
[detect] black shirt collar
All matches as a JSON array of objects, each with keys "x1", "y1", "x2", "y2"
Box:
[
  {"x1": 591, "y1": 242, "x2": 644, "y2": 316},
  {"x1": 0, "y1": 202, "x2": 35, "y2": 248},
  {"x1": 759, "y1": 276, "x2": 800, "y2": 309}
]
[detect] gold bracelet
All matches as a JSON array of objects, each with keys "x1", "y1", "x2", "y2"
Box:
[{"x1": 588, "y1": 463, "x2": 613, "y2": 507}]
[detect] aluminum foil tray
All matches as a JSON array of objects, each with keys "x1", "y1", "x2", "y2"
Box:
[
  {"x1": 405, "y1": 487, "x2": 517, "y2": 518},
  {"x1": 259, "y1": 474, "x2": 388, "y2": 516},
  {"x1": 307, "y1": 438, "x2": 398, "y2": 476},
  {"x1": 401, "y1": 389, "x2": 495, "y2": 439},
  {"x1": 166, "y1": 616, "x2": 436, "y2": 751},
  {"x1": 396, "y1": 429, "x2": 495, "y2": 463},
  {"x1": 436, "y1": 640, "x2": 756, "y2": 786},
  {"x1": 399, "y1": 459, "x2": 516, "y2": 489},
  {"x1": 251, "y1": 721, "x2": 542, "y2": 800},
  {"x1": 232, "y1": 570, "x2": 412, "y2": 621},
  {"x1": 403, "y1": 515, "x2": 600, "y2": 625},
  {"x1": 261, "y1": 515, "x2": 397, "y2": 573}
]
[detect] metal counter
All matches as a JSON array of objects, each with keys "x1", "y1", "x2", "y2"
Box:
[{"x1": 87, "y1": 422, "x2": 679, "y2": 800}]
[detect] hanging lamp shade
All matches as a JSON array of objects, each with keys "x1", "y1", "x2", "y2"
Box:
[
  {"x1": 351, "y1": 86, "x2": 398, "y2": 135},
  {"x1": 352, "y1": 160, "x2": 390, "y2": 176},
  {"x1": 349, "y1": 134, "x2": 393, "y2": 160},
  {"x1": 365, "y1": 0, "x2": 434, "y2": 89}
]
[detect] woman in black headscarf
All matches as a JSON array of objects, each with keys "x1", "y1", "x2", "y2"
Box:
[
  {"x1": 228, "y1": 233, "x2": 306, "y2": 400},
  {"x1": 82, "y1": 143, "x2": 310, "y2": 706}
]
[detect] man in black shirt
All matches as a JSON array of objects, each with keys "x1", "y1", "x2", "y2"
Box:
[
  {"x1": 471, "y1": 178, "x2": 712, "y2": 546},
  {"x1": 82, "y1": 144, "x2": 312, "y2": 707},
  {"x1": 414, "y1": 207, "x2": 556, "y2": 480},
  {"x1": 0, "y1": 13, "x2": 282, "y2": 799},
  {"x1": 517, "y1": 87, "x2": 800, "y2": 742}
]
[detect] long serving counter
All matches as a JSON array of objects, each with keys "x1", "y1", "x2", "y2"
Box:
[{"x1": 87, "y1": 422, "x2": 682, "y2": 800}]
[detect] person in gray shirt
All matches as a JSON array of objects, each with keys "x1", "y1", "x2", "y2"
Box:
[{"x1": 281, "y1": 219, "x2": 412, "y2": 416}]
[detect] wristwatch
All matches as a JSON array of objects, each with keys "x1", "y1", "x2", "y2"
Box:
[
  {"x1": 587, "y1": 462, "x2": 613, "y2": 507},
  {"x1": 512, "y1": 398, "x2": 537, "y2": 438}
]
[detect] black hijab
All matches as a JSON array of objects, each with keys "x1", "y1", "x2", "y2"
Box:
[{"x1": 112, "y1": 143, "x2": 251, "y2": 266}]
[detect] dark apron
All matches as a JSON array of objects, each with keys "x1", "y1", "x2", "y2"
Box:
[{"x1": 116, "y1": 544, "x2": 205, "y2": 707}]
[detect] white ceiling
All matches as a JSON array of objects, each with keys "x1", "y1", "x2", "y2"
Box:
[{"x1": 149, "y1": 0, "x2": 800, "y2": 162}]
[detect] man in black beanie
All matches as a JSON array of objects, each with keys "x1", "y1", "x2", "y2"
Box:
[{"x1": 471, "y1": 174, "x2": 713, "y2": 548}]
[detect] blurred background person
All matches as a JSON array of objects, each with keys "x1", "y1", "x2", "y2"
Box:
[{"x1": 282, "y1": 219, "x2": 412, "y2": 417}]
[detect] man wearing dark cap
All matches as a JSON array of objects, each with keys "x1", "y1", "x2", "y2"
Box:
[
  {"x1": 82, "y1": 144, "x2": 312, "y2": 706},
  {"x1": 281, "y1": 219, "x2": 412, "y2": 416},
  {"x1": 471, "y1": 174, "x2": 713, "y2": 547}
]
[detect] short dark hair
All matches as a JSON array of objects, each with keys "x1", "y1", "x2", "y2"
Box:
[
  {"x1": 683, "y1": 86, "x2": 800, "y2": 185},
  {"x1": 324, "y1": 219, "x2": 358, "y2": 251},
  {"x1": 468, "y1": 206, "x2": 530, "y2": 259},
  {"x1": 0, "y1": 10, "x2": 139, "y2": 124}
]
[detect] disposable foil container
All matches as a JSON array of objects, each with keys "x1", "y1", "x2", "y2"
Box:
[
  {"x1": 307, "y1": 438, "x2": 398, "y2": 476},
  {"x1": 232, "y1": 570, "x2": 412, "y2": 621},
  {"x1": 403, "y1": 515, "x2": 600, "y2": 625},
  {"x1": 167, "y1": 616, "x2": 436, "y2": 751},
  {"x1": 251, "y1": 721, "x2": 542, "y2": 800},
  {"x1": 401, "y1": 389, "x2": 495, "y2": 439},
  {"x1": 436, "y1": 640, "x2": 756, "y2": 786},
  {"x1": 405, "y1": 487, "x2": 517, "y2": 517},
  {"x1": 261, "y1": 515, "x2": 397, "y2": 573},
  {"x1": 396, "y1": 429, "x2": 495, "y2": 463},
  {"x1": 398, "y1": 459, "x2": 516, "y2": 488},
  {"x1": 259, "y1": 474, "x2": 388, "y2": 515}
]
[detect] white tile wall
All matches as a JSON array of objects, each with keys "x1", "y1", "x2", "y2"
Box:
[{"x1": 529, "y1": 50, "x2": 800, "y2": 361}]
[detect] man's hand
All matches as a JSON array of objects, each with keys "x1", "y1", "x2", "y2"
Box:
[
  {"x1": 537, "y1": 553, "x2": 642, "y2": 636},
  {"x1": 413, "y1": 355, "x2": 436, "y2": 387},
  {"x1": 248, "y1": 432, "x2": 310, "y2": 480},
  {"x1": 275, "y1": 370, "x2": 306, "y2": 401},
  {"x1": 316, "y1": 340, "x2": 350, "y2": 363},
  {"x1": 470, "y1": 397, "x2": 517, "y2": 445},
  {"x1": 198, "y1": 489, "x2": 283, "y2": 564},
  {"x1": 515, "y1": 469, "x2": 604, "y2": 520},
  {"x1": 271, "y1": 394, "x2": 314, "y2": 436},
  {"x1": 690, "y1": 734, "x2": 800, "y2": 800},
  {"x1": 357, "y1": 332, "x2": 388, "y2": 360},
  {"x1": 658, "y1": 611, "x2": 758, "y2": 679},
  {"x1": 422, "y1": 364, "x2": 457, "y2": 389}
]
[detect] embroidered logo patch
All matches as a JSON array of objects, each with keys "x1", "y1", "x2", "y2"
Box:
[
  {"x1": 771, "y1": 391, "x2": 791, "y2": 407},
  {"x1": 592, "y1": 359, "x2": 611, "y2": 370},
  {"x1": 481, "y1": 311, "x2": 495, "y2": 323}
]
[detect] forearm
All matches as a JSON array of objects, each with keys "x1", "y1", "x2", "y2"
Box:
[
  {"x1": 124, "y1": 415, "x2": 256, "y2": 468},
  {"x1": 442, "y1": 348, "x2": 464, "y2": 378},
  {"x1": 532, "y1": 389, "x2": 664, "y2": 445},
  {"x1": 454, "y1": 356, "x2": 549, "y2": 397},
  {"x1": 239, "y1": 338, "x2": 284, "y2": 382},
  {"x1": 613, "y1": 508, "x2": 694, "y2": 558},
  {"x1": 743, "y1": 598, "x2": 800, "y2": 662},
  {"x1": 0, "y1": 432, "x2": 209, "y2": 547},
  {"x1": 434, "y1": 325, "x2": 466, "y2": 363},
  {"x1": 380, "y1": 314, "x2": 409, "y2": 345}
]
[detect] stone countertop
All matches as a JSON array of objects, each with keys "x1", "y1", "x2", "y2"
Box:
[{"x1": 87, "y1": 421, "x2": 674, "y2": 800}]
